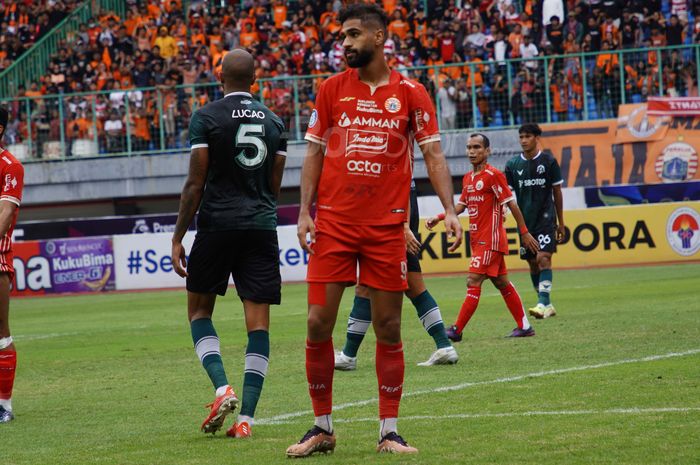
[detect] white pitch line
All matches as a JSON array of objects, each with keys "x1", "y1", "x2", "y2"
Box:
[
  {"x1": 261, "y1": 407, "x2": 700, "y2": 425},
  {"x1": 257, "y1": 348, "x2": 700, "y2": 425},
  {"x1": 13, "y1": 332, "x2": 80, "y2": 341}
]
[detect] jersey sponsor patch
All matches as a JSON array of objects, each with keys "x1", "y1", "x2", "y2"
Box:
[
  {"x1": 3, "y1": 175, "x2": 17, "y2": 192},
  {"x1": 356, "y1": 99, "x2": 383, "y2": 114},
  {"x1": 345, "y1": 129, "x2": 389, "y2": 156}
]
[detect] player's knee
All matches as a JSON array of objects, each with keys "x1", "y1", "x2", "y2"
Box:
[
  {"x1": 537, "y1": 255, "x2": 552, "y2": 270},
  {"x1": 355, "y1": 285, "x2": 370, "y2": 299},
  {"x1": 307, "y1": 310, "x2": 333, "y2": 338},
  {"x1": 373, "y1": 315, "x2": 401, "y2": 340},
  {"x1": 466, "y1": 275, "x2": 483, "y2": 288}
]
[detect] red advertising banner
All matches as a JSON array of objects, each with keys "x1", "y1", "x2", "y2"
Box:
[
  {"x1": 646, "y1": 97, "x2": 700, "y2": 116},
  {"x1": 542, "y1": 105, "x2": 700, "y2": 187},
  {"x1": 11, "y1": 241, "x2": 49, "y2": 296}
]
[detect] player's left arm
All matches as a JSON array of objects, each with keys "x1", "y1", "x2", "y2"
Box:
[
  {"x1": 553, "y1": 184, "x2": 565, "y2": 242},
  {"x1": 421, "y1": 141, "x2": 462, "y2": 253},
  {"x1": 550, "y1": 157, "x2": 565, "y2": 242},
  {"x1": 0, "y1": 162, "x2": 23, "y2": 237},
  {"x1": 411, "y1": 82, "x2": 462, "y2": 252},
  {"x1": 270, "y1": 123, "x2": 288, "y2": 199}
]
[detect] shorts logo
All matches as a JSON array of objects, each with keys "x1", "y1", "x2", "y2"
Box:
[
  {"x1": 666, "y1": 206, "x2": 700, "y2": 256},
  {"x1": 385, "y1": 97, "x2": 401, "y2": 113},
  {"x1": 345, "y1": 129, "x2": 389, "y2": 156},
  {"x1": 537, "y1": 164, "x2": 545, "y2": 174},
  {"x1": 308, "y1": 109, "x2": 318, "y2": 129},
  {"x1": 475, "y1": 180, "x2": 484, "y2": 191}
]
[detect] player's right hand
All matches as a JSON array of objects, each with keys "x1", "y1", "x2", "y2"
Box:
[
  {"x1": 297, "y1": 212, "x2": 316, "y2": 255},
  {"x1": 425, "y1": 216, "x2": 439, "y2": 230},
  {"x1": 171, "y1": 241, "x2": 188, "y2": 278},
  {"x1": 443, "y1": 213, "x2": 463, "y2": 253}
]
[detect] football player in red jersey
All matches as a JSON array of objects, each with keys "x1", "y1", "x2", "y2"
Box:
[
  {"x1": 288, "y1": 3, "x2": 462, "y2": 457},
  {"x1": 0, "y1": 107, "x2": 25, "y2": 424},
  {"x1": 427, "y1": 133, "x2": 539, "y2": 340}
]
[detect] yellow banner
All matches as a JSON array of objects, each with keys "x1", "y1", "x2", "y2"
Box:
[{"x1": 417, "y1": 202, "x2": 700, "y2": 273}]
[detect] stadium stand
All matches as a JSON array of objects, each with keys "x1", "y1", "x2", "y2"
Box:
[{"x1": 0, "y1": 0, "x2": 699, "y2": 160}]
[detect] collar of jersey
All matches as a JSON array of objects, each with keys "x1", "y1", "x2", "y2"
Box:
[
  {"x1": 520, "y1": 150, "x2": 542, "y2": 161},
  {"x1": 224, "y1": 91, "x2": 253, "y2": 98},
  {"x1": 350, "y1": 68, "x2": 401, "y2": 90}
]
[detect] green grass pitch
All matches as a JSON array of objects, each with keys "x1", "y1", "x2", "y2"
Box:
[{"x1": 4, "y1": 263, "x2": 700, "y2": 464}]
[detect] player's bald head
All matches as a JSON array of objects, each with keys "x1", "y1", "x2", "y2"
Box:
[{"x1": 222, "y1": 49, "x2": 255, "y2": 88}]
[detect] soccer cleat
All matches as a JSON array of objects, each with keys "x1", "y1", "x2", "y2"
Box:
[
  {"x1": 528, "y1": 303, "x2": 546, "y2": 319},
  {"x1": 201, "y1": 386, "x2": 239, "y2": 434},
  {"x1": 445, "y1": 325, "x2": 463, "y2": 342},
  {"x1": 334, "y1": 351, "x2": 357, "y2": 371},
  {"x1": 377, "y1": 432, "x2": 418, "y2": 454},
  {"x1": 0, "y1": 406, "x2": 14, "y2": 423},
  {"x1": 226, "y1": 421, "x2": 251, "y2": 438},
  {"x1": 286, "y1": 426, "x2": 336, "y2": 457},
  {"x1": 543, "y1": 304, "x2": 557, "y2": 319},
  {"x1": 507, "y1": 327, "x2": 536, "y2": 338},
  {"x1": 417, "y1": 346, "x2": 459, "y2": 366}
]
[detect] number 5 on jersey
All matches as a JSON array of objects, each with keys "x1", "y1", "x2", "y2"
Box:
[{"x1": 235, "y1": 124, "x2": 267, "y2": 169}]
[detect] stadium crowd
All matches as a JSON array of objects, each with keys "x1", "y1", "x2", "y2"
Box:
[
  {"x1": 3, "y1": 0, "x2": 700, "y2": 157},
  {"x1": 0, "y1": 0, "x2": 80, "y2": 72}
]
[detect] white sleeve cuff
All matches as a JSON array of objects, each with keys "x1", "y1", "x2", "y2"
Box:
[
  {"x1": 276, "y1": 151, "x2": 287, "y2": 157},
  {"x1": 0, "y1": 196, "x2": 20, "y2": 207},
  {"x1": 552, "y1": 180, "x2": 564, "y2": 186},
  {"x1": 499, "y1": 196, "x2": 515, "y2": 205},
  {"x1": 417, "y1": 135, "x2": 441, "y2": 146},
  {"x1": 304, "y1": 134, "x2": 326, "y2": 146}
]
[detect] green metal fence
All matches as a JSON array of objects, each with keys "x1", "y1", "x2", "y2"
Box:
[
  {"x1": 0, "y1": 44, "x2": 698, "y2": 163},
  {"x1": 0, "y1": 0, "x2": 125, "y2": 99}
]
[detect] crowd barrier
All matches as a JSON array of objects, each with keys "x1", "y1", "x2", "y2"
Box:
[{"x1": 10, "y1": 202, "x2": 699, "y2": 297}]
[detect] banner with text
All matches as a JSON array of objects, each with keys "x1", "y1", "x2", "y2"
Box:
[
  {"x1": 11, "y1": 237, "x2": 115, "y2": 296},
  {"x1": 416, "y1": 202, "x2": 700, "y2": 273},
  {"x1": 542, "y1": 106, "x2": 699, "y2": 186},
  {"x1": 112, "y1": 225, "x2": 308, "y2": 291}
]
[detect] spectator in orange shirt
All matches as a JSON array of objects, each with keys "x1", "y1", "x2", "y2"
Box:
[
  {"x1": 595, "y1": 40, "x2": 618, "y2": 74},
  {"x1": 550, "y1": 73, "x2": 568, "y2": 121},
  {"x1": 273, "y1": 0, "x2": 287, "y2": 29},
  {"x1": 239, "y1": 22, "x2": 260, "y2": 48},
  {"x1": 388, "y1": 10, "x2": 410, "y2": 40}
]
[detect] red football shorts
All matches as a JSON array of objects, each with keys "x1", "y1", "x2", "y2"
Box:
[
  {"x1": 307, "y1": 219, "x2": 408, "y2": 292},
  {"x1": 0, "y1": 251, "x2": 15, "y2": 282},
  {"x1": 469, "y1": 246, "x2": 507, "y2": 277}
]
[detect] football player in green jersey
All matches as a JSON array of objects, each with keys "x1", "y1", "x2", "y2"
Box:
[{"x1": 504, "y1": 123, "x2": 565, "y2": 319}]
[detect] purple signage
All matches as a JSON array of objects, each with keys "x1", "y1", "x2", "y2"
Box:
[{"x1": 40, "y1": 237, "x2": 115, "y2": 293}]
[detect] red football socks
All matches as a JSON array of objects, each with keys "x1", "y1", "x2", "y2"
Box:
[
  {"x1": 305, "y1": 339, "x2": 334, "y2": 416},
  {"x1": 376, "y1": 341, "x2": 404, "y2": 419},
  {"x1": 0, "y1": 350, "x2": 16, "y2": 400},
  {"x1": 455, "y1": 286, "x2": 482, "y2": 332},
  {"x1": 500, "y1": 282, "x2": 529, "y2": 329}
]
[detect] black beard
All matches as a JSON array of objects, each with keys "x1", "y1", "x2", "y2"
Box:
[{"x1": 345, "y1": 47, "x2": 374, "y2": 68}]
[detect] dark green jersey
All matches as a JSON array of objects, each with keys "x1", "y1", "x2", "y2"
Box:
[
  {"x1": 504, "y1": 151, "x2": 563, "y2": 232},
  {"x1": 189, "y1": 91, "x2": 287, "y2": 232}
]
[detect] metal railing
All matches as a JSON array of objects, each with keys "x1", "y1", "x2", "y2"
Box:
[
  {"x1": 0, "y1": 0, "x2": 126, "y2": 98},
  {"x1": 1, "y1": 44, "x2": 698, "y2": 163}
]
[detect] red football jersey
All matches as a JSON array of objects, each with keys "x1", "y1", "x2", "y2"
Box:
[
  {"x1": 305, "y1": 69, "x2": 440, "y2": 225},
  {"x1": 458, "y1": 164, "x2": 514, "y2": 253},
  {"x1": 0, "y1": 148, "x2": 24, "y2": 254}
]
